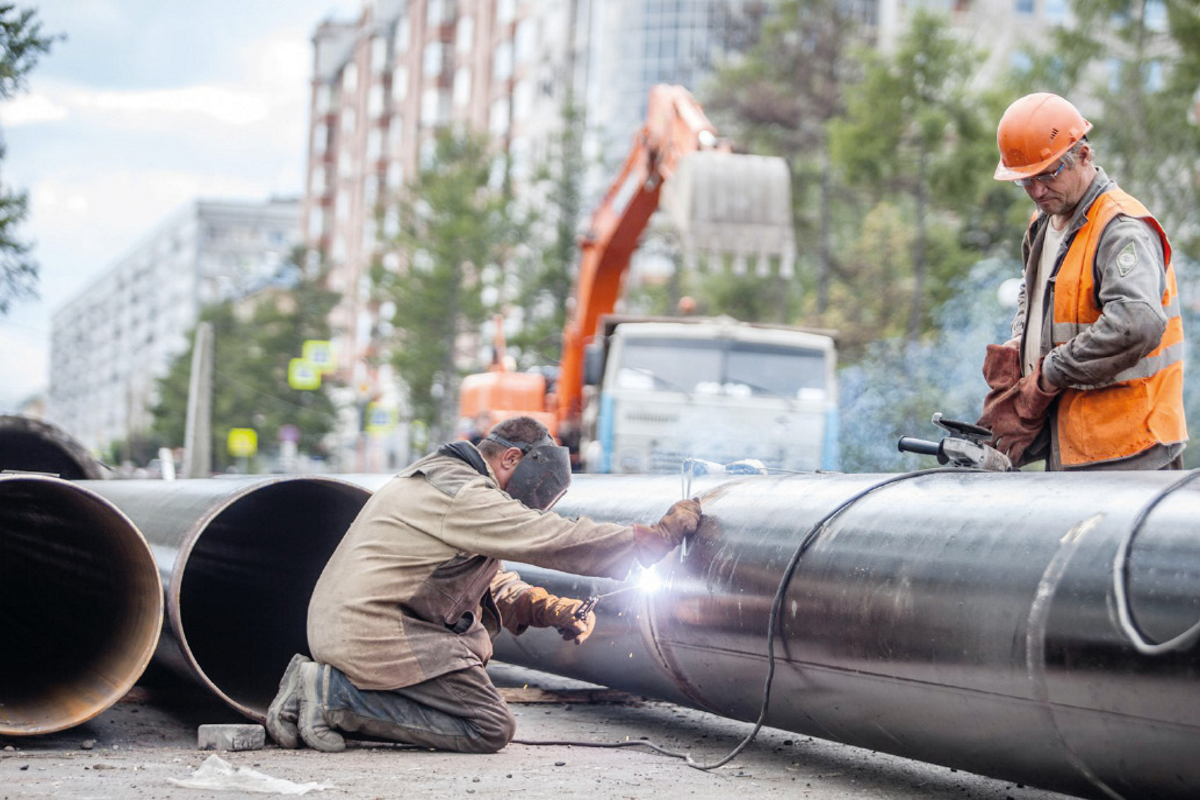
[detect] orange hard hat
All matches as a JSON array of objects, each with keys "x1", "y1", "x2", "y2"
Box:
[{"x1": 994, "y1": 93, "x2": 1092, "y2": 181}]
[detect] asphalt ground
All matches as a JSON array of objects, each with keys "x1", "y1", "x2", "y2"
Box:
[{"x1": 1, "y1": 662, "x2": 1077, "y2": 800}]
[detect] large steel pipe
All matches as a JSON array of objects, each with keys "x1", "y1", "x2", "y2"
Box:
[
  {"x1": 494, "y1": 471, "x2": 1200, "y2": 800},
  {"x1": 0, "y1": 415, "x2": 106, "y2": 479},
  {"x1": 78, "y1": 477, "x2": 370, "y2": 721},
  {"x1": 0, "y1": 474, "x2": 161, "y2": 735}
]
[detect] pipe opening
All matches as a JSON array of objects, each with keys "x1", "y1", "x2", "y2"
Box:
[
  {"x1": 0, "y1": 415, "x2": 106, "y2": 479},
  {"x1": 0, "y1": 476, "x2": 162, "y2": 735},
  {"x1": 177, "y1": 479, "x2": 367, "y2": 720}
]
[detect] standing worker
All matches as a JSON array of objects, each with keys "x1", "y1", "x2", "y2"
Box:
[
  {"x1": 978, "y1": 92, "x2": 1186, "y2": 469},
  {"x1": 265, "y1": 415, "x2": 701, "y2": 753}
]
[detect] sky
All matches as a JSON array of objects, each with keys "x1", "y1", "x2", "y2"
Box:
[{"x1": 0, "y1": 0, "x2": 364, "y2": 412}]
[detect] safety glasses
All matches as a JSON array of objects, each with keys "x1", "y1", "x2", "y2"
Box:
[{"x1": 1013, "y1": 160, "x2": 1067, "y2": 187}]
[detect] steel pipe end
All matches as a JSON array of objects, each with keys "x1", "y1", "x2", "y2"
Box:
[
  {"x1": 170, "y1": 477, "x2": 370, "y2": 721},
  {"x1": 0, "y1": 415, "x2": 107, "y2": 480},
  {"x1": 0, "y1": 474, "x2": 162, "y2": 735}
]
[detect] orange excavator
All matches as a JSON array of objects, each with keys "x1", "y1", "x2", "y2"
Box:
[{"x1": 460, "y1": 85, "x2": 828, "y2": 471}]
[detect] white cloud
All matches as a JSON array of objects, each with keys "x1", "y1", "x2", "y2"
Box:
[
  {"x1": 0, "y1": 92, "x2": 70, "y2": 126},
  {"x1": 77, "y1": 85, "x2": 272, "y2": 126}
]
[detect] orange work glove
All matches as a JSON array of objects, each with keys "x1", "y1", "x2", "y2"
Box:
[
  {"x1": 510, "y1": 586, "x2": 596, "y2": 645},
  {"x1": 634, "y1": 498, "x2": 702, "y2": 567}
]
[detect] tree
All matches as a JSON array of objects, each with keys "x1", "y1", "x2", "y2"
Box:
[
  {"x1": 703, "y1": 0, "x2": 862, "y2": 318},
  {"x1": 506, "y1": 99, "x2": 584, "y2": 369},
  {"x1": 0, "y1": 4, "x2": 56, "y2": 315},
  {"x1": 829, "y1": 10, "x2": 996, "y2": 343},
  {"x1": 1023, "y1": 0, "x2": 1200, "y2": 256},
  {"x1": 375, "y1": 129, "x2": 517, "y2": 443},
  {"x1": 150, "y1": 247, "x2": 340, "y2": 473}
]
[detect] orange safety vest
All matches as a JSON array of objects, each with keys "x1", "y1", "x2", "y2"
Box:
[{"x1": 1050, "y1": 189, "x2": 1186, "y2": 466}]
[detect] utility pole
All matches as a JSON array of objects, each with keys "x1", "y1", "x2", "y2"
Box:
[{"x1": 182, "y1": 321, "x2": 213, "y2": 478}]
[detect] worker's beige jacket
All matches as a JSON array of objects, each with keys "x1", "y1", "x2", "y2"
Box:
[{"x1": 307, "y1": 447, "x2": 638, "y2": 691}]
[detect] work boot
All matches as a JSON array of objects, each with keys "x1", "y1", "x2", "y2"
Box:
[
  {"x1": 297, "y1": 662, "x2": 346, "y2": 753},
  {"x1": 265, "y1": 653, "x2": 310, "y2": 748}
]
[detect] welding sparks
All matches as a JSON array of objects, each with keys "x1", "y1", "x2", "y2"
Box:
[{"x1": 637, "y1": 566, "x2": 663, "y2": 594}]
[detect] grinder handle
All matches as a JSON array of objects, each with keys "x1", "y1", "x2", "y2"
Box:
[{"x1": 897, "y1": 437, "x2": 949, "y2": 464}]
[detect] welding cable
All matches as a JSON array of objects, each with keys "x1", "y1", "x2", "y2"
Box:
[
  {"x1": 1112, "y1": 468, "x2": 1200, "y2": 656},
  {"x1": 516, "y1": 466, "x2": 964, "y2": 770}
]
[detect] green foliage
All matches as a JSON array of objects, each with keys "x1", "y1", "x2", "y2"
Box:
[
  {"x1": 702, "y1": 0, "x2": 859, "y2": 316},
  {"x1": 0, "y1": 4, "x2": 57, "y2": 315},
  {"x1": 829, "y1": 10, "x2": 1000, "y2": 342},
  {"x1": 1051, "y1": 0, "x2": 1200, "y2": 254},
  {"x1": 376, "y1": 129, "x2": 516, "y2": 442},
  {"x1": 507, "y1": 100, "x2": 584, "y2": 368},
  {"x1": 150, "y1": 248, "x2": 340, "y2": 473}
]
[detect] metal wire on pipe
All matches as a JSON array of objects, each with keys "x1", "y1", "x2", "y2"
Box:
[{"x1": 494, "y1": 471, "x2": 1200, "y2": 800}]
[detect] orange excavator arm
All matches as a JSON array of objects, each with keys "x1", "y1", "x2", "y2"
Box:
[{"x1": 556, "y1": 85, "x2": 728, "y2": 435}]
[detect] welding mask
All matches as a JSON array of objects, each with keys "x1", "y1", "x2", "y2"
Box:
[{"x1": 487, "y1": 432, "x2": 571, "y2": 511}]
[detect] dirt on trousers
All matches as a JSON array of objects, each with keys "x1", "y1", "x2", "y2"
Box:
[{"x1": 0, "y1": 663, "x2": 1076, "y2": 800}]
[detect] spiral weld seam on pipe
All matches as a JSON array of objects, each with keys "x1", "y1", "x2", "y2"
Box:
[
  {"x1": 491, "y1": 471, "x2": 1200, "y2": 800},
  {"x1": 76, "y1": 476, "x2": 372, "y2": 722},
  {"x1": 0, "y1": 473, "x2": 162, "y2": 735}
]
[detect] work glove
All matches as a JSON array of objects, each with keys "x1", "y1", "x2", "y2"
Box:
[
  {"x1": 510, "y1": 586, "x2": 596, "y2": 645},
  {"x1": 981, "y1": 343, "x2": 1021, "y2": 392},
  {"x1": 977, "y1": 360, "x2": 1060, "y2": 466},
  {"x1": 634, "y1": 498, "x2": 702, "y2": 567}
]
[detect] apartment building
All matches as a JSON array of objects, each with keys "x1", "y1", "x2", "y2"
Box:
[
  {"x1": 302, "y1": 0, "x2": 583, "y2": 392},
  {"x1": 48, "y1": 198, "x2": 300, "y2": 454}
]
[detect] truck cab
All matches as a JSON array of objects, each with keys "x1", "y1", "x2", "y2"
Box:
[{"x1": 579, "y1": 316, "x2": 838, "y2": 474}]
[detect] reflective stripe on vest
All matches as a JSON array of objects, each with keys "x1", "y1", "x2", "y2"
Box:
[{"x1": 1049, "y1": 188, "x2": 1186, "y2": 466}]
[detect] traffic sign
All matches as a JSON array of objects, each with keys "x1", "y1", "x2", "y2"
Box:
[
  {"x1": 227, "y1": 428, "x2": 258, "y2": 458},
  {"x1": 303, "y1": 340, "x2": 336, "y2": 374},
  {"x1": 288, "y1": 358, "x2": 321, "y2": 390}
]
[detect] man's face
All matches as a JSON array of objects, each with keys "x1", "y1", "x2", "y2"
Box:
[{"x1": 1022, "y1": 148, "x2": 1092, "y2": 218}]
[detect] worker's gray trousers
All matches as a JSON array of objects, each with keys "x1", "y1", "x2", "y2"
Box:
[{"x1": 316, "y1": 662, "x2": 516, "y2": 753}]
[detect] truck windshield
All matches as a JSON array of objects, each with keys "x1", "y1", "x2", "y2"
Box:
[{"x1": 614, "y1": 337, "x2": 827, "y2": 398}]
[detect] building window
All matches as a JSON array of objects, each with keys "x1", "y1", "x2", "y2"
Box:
[
  {"x1": 421, "y1": 87, "x2": 440, "y2": 125},
  {"x1": 423, "y1": 41, "x2": 443, "y2": 76},
  {"x1": 371, "y1": 36, "x2": 389, "y2": 73},
  {"x1": 343, "y1": 62, "x2": 358, "y2": 93},
  {"x1": 489, "y1": 97, "x2": 510, "y2": 137},
  {"x1": 1014, "y1": 0, "x2": 1033, "y2": 13},
  {"x1": 1145, "y1": 59, "x2": 1164, "y2": 91},
  {"x1": 512, "y1": 77, "x2": 533, "y2": 121},
  {"x1": 493, "y1": 39, "x2": 512, "y2": 81},
  {"x1": 497, "y1": 0, "x2": 515, "y2": 25},
  {"x1": 393, "y1": 66, "x2": 409, "y2": 102},
  {"x1": 456, "y1": 16, "x2": 474, "y2": 54},
  {"x1": 369, "y1": 84, "x2": 386, "y2": 117},
  {"x1": 1044, "y1": 0, "x2": 1068, "y2": 23},
  {"x1": 1145, "y1": 0, "x2": 1167, "y2": 31},
  {"x1": 514, "y1": 18, "x2": 535, "y2": 65},
  {"x1": 454, "y1": 67, "x2": 471, "y2": 108},
  {"x1": 395, "y1": 17, "x2": 410, "y2": 54}
]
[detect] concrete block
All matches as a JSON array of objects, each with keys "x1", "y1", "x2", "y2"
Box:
[{"x1": 197, "y1": 723, "x2": 266, "y2": 751}]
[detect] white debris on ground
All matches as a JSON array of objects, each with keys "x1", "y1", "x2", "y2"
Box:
[{"x1": 167, "y1": 754, "x2": 333, "y2": 794}]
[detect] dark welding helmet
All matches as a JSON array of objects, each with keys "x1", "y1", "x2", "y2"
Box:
[{"x1": 487, "y1": 432, "x2": 571, "y2": 511}]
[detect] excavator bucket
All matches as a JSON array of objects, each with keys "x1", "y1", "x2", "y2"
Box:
[{"x1": 660, "y1": 151, "x2": 795, "y2": 277}]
